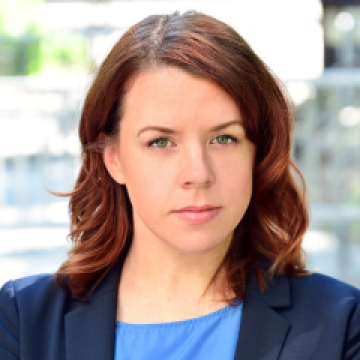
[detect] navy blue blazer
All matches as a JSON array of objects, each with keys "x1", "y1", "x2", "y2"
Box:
[{"x1": 0, "y1": 259, "x2": 360, "y2": 360}]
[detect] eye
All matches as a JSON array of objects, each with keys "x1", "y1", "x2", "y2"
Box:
[
  {"x1": 147, "y1": 137, "x2": 173, "y2": 148},
  {"x1": 212, "y1": 135, "x2": 238, "y2": 145}
]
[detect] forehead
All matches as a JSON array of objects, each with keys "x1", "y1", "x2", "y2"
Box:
[{"x1": 122, "y1": 66, "x2": 242, "y2": 127}]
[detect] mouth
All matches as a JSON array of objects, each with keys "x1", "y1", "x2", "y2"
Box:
[{"x1": 172, "y1": 205, "x2": 221, "y2": 224}]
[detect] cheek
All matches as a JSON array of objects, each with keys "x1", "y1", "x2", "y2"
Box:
[
  {"x1": 225, "y1": 171, "x2": 253, "y2": 205},
  {"x1": 219, "y1": 161, "x2": 254, "y2": 214},
  {"x1": 220, "y1": 150, "x2": 254, "y2": 188},
  {"x1": 121, "y1": 156, "x2": 175, "y2": 209}
]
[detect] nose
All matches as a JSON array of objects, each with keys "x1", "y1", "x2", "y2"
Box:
[{"x1": 180, "y1": 145, "x2": 215, "y2": 189}]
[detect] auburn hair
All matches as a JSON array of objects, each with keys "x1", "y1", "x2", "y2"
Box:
[{"x1": 56, "y1": 11, "x2": 309, "y2": 299}]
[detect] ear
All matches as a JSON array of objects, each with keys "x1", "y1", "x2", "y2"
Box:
[{"x1": 103, "y1": 144, "x2": 126, "y2": 184}]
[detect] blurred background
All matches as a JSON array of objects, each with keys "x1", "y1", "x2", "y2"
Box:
[{"x1": 0, "y1": 0, "x2": 359, "y2": 287}]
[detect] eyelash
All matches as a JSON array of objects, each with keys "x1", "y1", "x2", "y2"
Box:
[
  {"x1": 211, "y1": 135, "x2": 239, "y2": 145},
  {"x1": 146, "y1": 138, "x2": 172, "y2": 148},
  {"x1": 146, "y1": 135, "x2": 239, "y2": 148}
]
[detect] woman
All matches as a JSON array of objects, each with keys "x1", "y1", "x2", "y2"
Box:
[{"x1": 0, "y1": 11, "x2": 359, "y2": 360}]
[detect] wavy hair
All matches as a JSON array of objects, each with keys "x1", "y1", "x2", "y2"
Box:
[{"x1": 56, "y1": 11, "x2": 309, "y2": 299}]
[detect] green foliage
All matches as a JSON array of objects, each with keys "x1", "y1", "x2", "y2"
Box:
[
  {"x1": 0, "y1": 0, "x2": 88, "y2": 75},
  {"x1": 40, "y1": 32, "x2": 88, "y2": 73}
]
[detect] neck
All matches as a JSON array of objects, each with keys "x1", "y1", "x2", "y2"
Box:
[
  {"x1": 126, "y1": 240, "x2": 227, "y2": 297},
  {"x1": 117, "y1": 236, "x2": 232, "y2": 323}
]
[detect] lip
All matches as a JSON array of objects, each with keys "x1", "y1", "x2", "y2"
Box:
[{"x1": 172, "y1": 205, "x2": 221, "y2": 224}]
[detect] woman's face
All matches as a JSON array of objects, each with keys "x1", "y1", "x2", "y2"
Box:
[{"x1": 104, "y1": 66, "x2": 255, "y2": 258}]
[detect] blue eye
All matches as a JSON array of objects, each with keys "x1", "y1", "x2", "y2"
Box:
[
  {"x1": 148, "y1": 138, "x2": 172, "y2": 148},
  {"x1": 212, "y1": 135, "x2": 237, "y2": 145}
]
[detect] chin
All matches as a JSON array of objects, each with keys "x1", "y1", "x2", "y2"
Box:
[{"x1": 170, "y1": 237, "x2": 231, "y2": 256}]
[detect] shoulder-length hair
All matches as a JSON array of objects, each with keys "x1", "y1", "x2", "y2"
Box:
[{"x1": 56, "y1": 11, "x2": 309, "y2": 299}]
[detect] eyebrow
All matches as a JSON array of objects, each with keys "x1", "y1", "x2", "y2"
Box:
[
  {"x1": 137, "y1": 120, "x2": 242, "y2": 137},
  {"x1": 210, "y1": 120, "x2": 242, "y2": 132}
]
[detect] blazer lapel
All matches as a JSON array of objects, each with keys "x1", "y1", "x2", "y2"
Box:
[
  {"x1": 234, "y1": 274, "x2": 291, "y2": 360},
  {"x1": 65, "y1": 261, "x2": 122, "y2": 360},
  {"x1": 63, "y1": 257, "x2": 292, "y2": 360}
]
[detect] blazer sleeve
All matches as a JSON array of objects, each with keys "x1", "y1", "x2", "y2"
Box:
[
  {"x1": 343, "y1": 297, "x2": 360, "y2": 360},
  {"x1": 0, "y1": 281, "x2": 20, "y2": 360}
]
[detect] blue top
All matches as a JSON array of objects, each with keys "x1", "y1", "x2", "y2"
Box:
[{"x1": 114, "y1": 303, "x2": 243, "y2": 359}]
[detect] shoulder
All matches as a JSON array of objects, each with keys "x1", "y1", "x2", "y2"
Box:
[
  {"x1": 0, "y1": 274, "x2": 68, "y2": 328},
  {"x1": 289, "y1": 272, "x2": 360, "y2": 307},
  {"x1": 1, "y1": 273, "x2": 57, "y2": 294},
  {"x1": 286, "y1": 273, "x2": 360, "y2": 357},
  {"x1": 1, "y1": 273, "x2": 66, "y2": 307},
  {"x1": 0, "y1": 274, "x2": 68, "y2": 359},
  {"x1": 290, "y1": 272, "x2": 360, "y2": 324},
  {"x1": 285, "y1": 273, "x2": 360, "y2": 323},
  {"x1": 259, "y1": 271, "x2": 360, "y2": 319}
]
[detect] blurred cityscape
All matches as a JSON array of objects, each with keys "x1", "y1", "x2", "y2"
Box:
[{"x1": 0, "y1": 0, "x2": 359, "y2": 287}]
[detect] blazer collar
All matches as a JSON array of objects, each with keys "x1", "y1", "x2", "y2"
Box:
[
  {"x1": 234, "y1": 274, "x2": 292, "y2": 360},
  {"x1": 64, "y1": 259, "x2": 292, "y2": 360},
  {"x1": 64, "y1": 260, "x2": 122, "y2": 360}
]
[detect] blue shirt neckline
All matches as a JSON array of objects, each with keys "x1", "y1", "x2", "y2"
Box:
[{"x1": 116, "y1": 303, "x2": 239, "y2": 328}]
